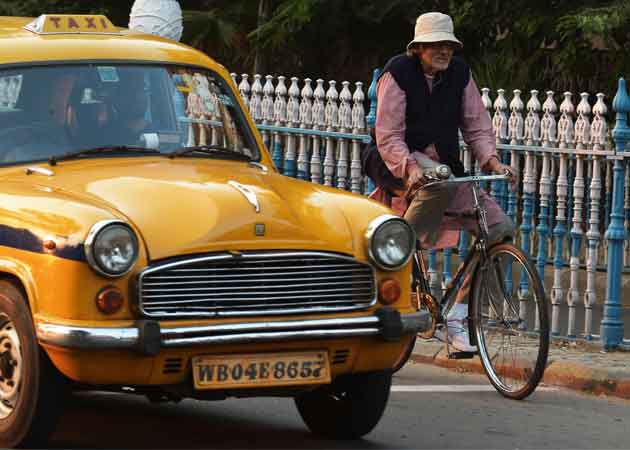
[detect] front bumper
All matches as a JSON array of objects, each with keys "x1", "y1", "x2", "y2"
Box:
[{"x1": 36, "y1": 308, "x2": 430, "y2": 356}]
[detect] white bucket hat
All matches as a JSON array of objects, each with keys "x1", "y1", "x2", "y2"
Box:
[{"x1": 406, "y1": 12, "x2": 463, "y2": 50}]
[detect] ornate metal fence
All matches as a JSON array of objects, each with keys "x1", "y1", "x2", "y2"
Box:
[
  {"x1": 229, "y1": 74, "x2": 372, "y2": 192},
  {"x1": 229, "y1": 70, "x2": 630, "y2": 350}
]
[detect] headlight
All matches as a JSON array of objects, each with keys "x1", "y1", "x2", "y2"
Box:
[
  {"x1": 85, "y1": 220, "x2": 139, "y2": 277},
  {"x1": 365, "y1": 215, "x2": 415, "y2": 271}
]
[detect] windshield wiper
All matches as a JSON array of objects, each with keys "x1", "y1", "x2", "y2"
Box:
[
  {"x1": 48, "y1": 146, "x2": 162, "y2": 166},
  {"x1": 168, "y1": 145, "x2": 252, "y2": 162}
]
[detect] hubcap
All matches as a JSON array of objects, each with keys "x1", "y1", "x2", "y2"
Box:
[{"x1": 0, "y1": 316, "x2": 21, "y2": 419}]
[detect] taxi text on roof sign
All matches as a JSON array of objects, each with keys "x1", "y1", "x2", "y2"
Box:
[{"x1": 24, "y1": 14, "x2": 118, "y2": 35}]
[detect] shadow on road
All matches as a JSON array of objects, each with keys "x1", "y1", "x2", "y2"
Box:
[{"x1": 49, "y1": 391, "x2": 389, "y2": 449}]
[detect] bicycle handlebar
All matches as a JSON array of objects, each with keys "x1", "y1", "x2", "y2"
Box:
[{"x1": 421, "y1": 171, "x2": 512, "y2": 189}]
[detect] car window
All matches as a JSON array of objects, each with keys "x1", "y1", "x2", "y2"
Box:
[{"x1": 0, "y1": 64, "x2": 258, "y2": 165}]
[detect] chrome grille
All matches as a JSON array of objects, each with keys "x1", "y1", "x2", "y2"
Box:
[{"x1": 138, "y1": 252, "x2": 376, "y2": 318}]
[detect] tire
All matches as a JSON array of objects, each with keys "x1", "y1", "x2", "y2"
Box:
[
  {"x1": 0, "y1": 281, "x2": 68, "y2": 448},
  {"x1": 295, "y1": 371, "x2": 392, "y2": 439},
  {"x1": 470, "y1": 243, "x2": 549, "y2": 400},
  {"x1": 392, "y1": 335, "x2": 416, "y2": 373}
]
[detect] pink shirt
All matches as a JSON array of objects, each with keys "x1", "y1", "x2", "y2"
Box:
[
  {"x1": 370, "y1": 71, "x2": 498, "y2": 214},
  {"x1": 370, "y1": 70, "x2": 502, "y2": 249}
]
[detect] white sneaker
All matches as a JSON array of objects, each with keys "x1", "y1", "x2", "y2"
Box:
[
  {"x1": 447, "y1": 303, "x2": 468, "y2": 321},
  {"x1": 434, "y1": 314, "x2": 477, "y2": 353}
]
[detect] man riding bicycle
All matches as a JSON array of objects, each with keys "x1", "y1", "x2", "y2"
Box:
[{"x1": 365, "y1": 12, "x2": 517, "y2": 352}]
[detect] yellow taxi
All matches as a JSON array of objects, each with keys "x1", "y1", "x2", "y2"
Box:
[{"x1": 0, "y1": 14, "x2": 428, "y2": 447}]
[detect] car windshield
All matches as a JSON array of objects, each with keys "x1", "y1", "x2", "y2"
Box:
[{"x1": 0, "y1": 64, "x2": 258, "y2": 165}]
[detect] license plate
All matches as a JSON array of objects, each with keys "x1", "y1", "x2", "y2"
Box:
[{"x1": 192, "y1": 351, "x2": 331, "y2": 390}]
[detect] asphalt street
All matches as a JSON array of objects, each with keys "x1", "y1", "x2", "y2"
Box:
[{"x1": 48, "y1": 362, "x2": 629, "y2": 449}]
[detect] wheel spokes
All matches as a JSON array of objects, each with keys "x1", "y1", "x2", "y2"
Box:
[{"x1": 475, "y1": 246, "x2": 548, "y2": 398}]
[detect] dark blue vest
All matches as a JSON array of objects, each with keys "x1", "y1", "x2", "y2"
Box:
[{"x1": 380, "y1": 54, "x2": 470, "y2": 176}]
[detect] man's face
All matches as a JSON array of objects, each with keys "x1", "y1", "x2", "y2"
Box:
[{"x1": 418, "y1": 41, "x2": 457, "y2": 75}]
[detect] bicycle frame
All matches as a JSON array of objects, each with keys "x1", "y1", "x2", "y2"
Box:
[
  {"x1": 413, "y1": 173, "x2": 510, "y2": 324},
  {"x1": 405, "y1": 171, "x2": 548, "y2": 397}
]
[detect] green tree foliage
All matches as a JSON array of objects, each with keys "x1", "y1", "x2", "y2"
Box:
[
  {"x1": 243, "y1": 0, "x2": 630, "y2": 100},
  {"x1": 2, "y1": 0, "x2": 629, "y2": 100}
]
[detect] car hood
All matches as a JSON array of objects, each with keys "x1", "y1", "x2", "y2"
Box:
[{"x1": 18, "y1": 158, "x2": 366, "y2": 261}]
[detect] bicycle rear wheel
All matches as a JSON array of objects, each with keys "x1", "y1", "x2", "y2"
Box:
[{"x1": 471, "y1": 243, "x2": 549, "y2": 399}]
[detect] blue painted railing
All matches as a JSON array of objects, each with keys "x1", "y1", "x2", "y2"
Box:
[
  {"x1": 226, "y1": 70, "x2": 630, "y2": 350},
  {"x1": 601, "y1": 78, "x2": 630, "y2": 350}
]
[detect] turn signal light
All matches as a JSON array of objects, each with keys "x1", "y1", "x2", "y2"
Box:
[
  {"x1": 378, "y1": 278, "x2": 401, "y2": 305},
  {"x1": 96, "y1": 286, "x2": 124, "y2": 315}
]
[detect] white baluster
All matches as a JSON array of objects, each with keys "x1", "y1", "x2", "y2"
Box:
[
  {"x1": 297, "y1": 78, "x2": 313, "y2": 180},
  {"x1": 310, "y1": 79, "x2": 326, "y2": 184},
  {"x1": 508, "y1": 89, "x2": 524, "y2": 145},
  {"x1": 237, "y1": 73, "x2": 251, "y2": 111},
  {"x1": 557, "y1": 92, "x2": 575, "y2": 149},
  {"x1": 492, "y1": 89, "x2": 508, "y2": 144},
  {"x1": 541, "y1": 91, "x2": 558, "y2": 148},
  {"x1": 506, "y1": 90, "x2": 523, "y2": 221},
  {"x1": 481, "y1": 88, "x2": 492, "y2": 119},
  {"x1": 584, "y1": 155, "x2": 602, "y2": 339},
  {"x1": 273, "y1": 76, "x2": 288, "y2": 171},
  {"x1": 567, "y1": 154, "x2": 585, "y2": 337},
  {"x1": 209, "y1": 89, "x2": 222, "y2": 146},
  {"x1": 284, "y1": 77, "x2": 300, "y2": 177},
  {"x1": 574, "y1": 92, "x2": 591, "y2": 150},
  {"x1": 249, "y1": 74, "x2": 263, "y2": 124},
  {"x1": 550, "y1": 94, "x2": 568, "y2": 278},
  {"x1": 288, "y1": 78, "x2": 301, "y2": 117},
  {"x1": 524, "y1": 90, "x2": 541, "y2": 146},
  {"x1": 230, "y1": 72, "x2": 238, "y2": 87},
  {"x1": 551, "y1": 152, "x2": 568, "y2": 335},
  {"x1": 261, "y1": 75, "x2": 275, "y2": 149},
  {"x1": 299, "y1": 78, "x2": 314, "y2": 126},
  {"x1": 351, "y1": 81, "x2": 366, "y2": 194},
  {"x1": 323, "y1": 80, "x2": 339, "y2": 187},
  {"x1": 519, "y1": 150, "x2": 537, "y2": 323},
  {"x1": 336, "y1": 81, "x2": 353, "y2": 190},
  {"x1": 490, "y1": 88, "x2": 507, "y2": 201},
  {"x1": 590, "y1": 93, "x2": 608, "y2": 151},
  {"x1": 183, "y1": 74, "x2": 196, "y2": 147},
  {"x1": 536, "y1": 150, "x2": 552, "y2": 331},
  {"x1": 273, "y1": 76, "x2": 288, "y2": 126}
]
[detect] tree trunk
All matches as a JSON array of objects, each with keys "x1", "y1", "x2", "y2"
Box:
[{"x1": 253, "y1": 0, "x2": 271, "y2": 75}]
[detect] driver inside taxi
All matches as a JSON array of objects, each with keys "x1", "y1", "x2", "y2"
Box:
[
  {"x1": 2, "y1": 68, "x2": 151, "y2": 163},
  {"x1": 66, "y1": 69, "x2": 150, "y2": 148}
]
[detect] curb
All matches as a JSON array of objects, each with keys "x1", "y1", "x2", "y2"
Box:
[{"x1": 409, "y1": 342, "x2": 630, "y2": 400}]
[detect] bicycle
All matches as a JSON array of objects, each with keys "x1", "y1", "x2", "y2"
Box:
[{"x1": 393, "y1": 168, "x2": 549, "y2": 400}]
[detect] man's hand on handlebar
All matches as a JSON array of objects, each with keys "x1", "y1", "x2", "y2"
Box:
[
  {"x1": 406, "y1": 164, "x2": 424, "y2": 189},
  {"x1": 404, "y1": 164, "x2": 427, "y2": 201},
  {"x1": 404, "y1": 164, "x2": 452, "y2": 201},
  {"x1": 485, "y1": 156, "x2": 518, "y2": 190}
]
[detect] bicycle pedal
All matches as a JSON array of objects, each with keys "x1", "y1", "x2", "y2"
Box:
[{"x1": 447, "y1": 351, "x2": 477, "y2": 360}]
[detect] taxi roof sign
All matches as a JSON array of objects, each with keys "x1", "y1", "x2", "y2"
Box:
[{"x1": 24, "y1": 14, "x2": 119, "y2": 35}]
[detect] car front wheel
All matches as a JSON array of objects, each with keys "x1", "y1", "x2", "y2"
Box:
[
  {"x1": 0, "y1": 281, "x2": 68, "y2": 448},
  {"x1": 295, "y1": 370, "x2": 392, "y2": 440}
]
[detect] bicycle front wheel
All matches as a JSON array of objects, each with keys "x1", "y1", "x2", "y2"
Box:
[{"x1": 471, "y1": 243, "x2": 549, "y2": 400}]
